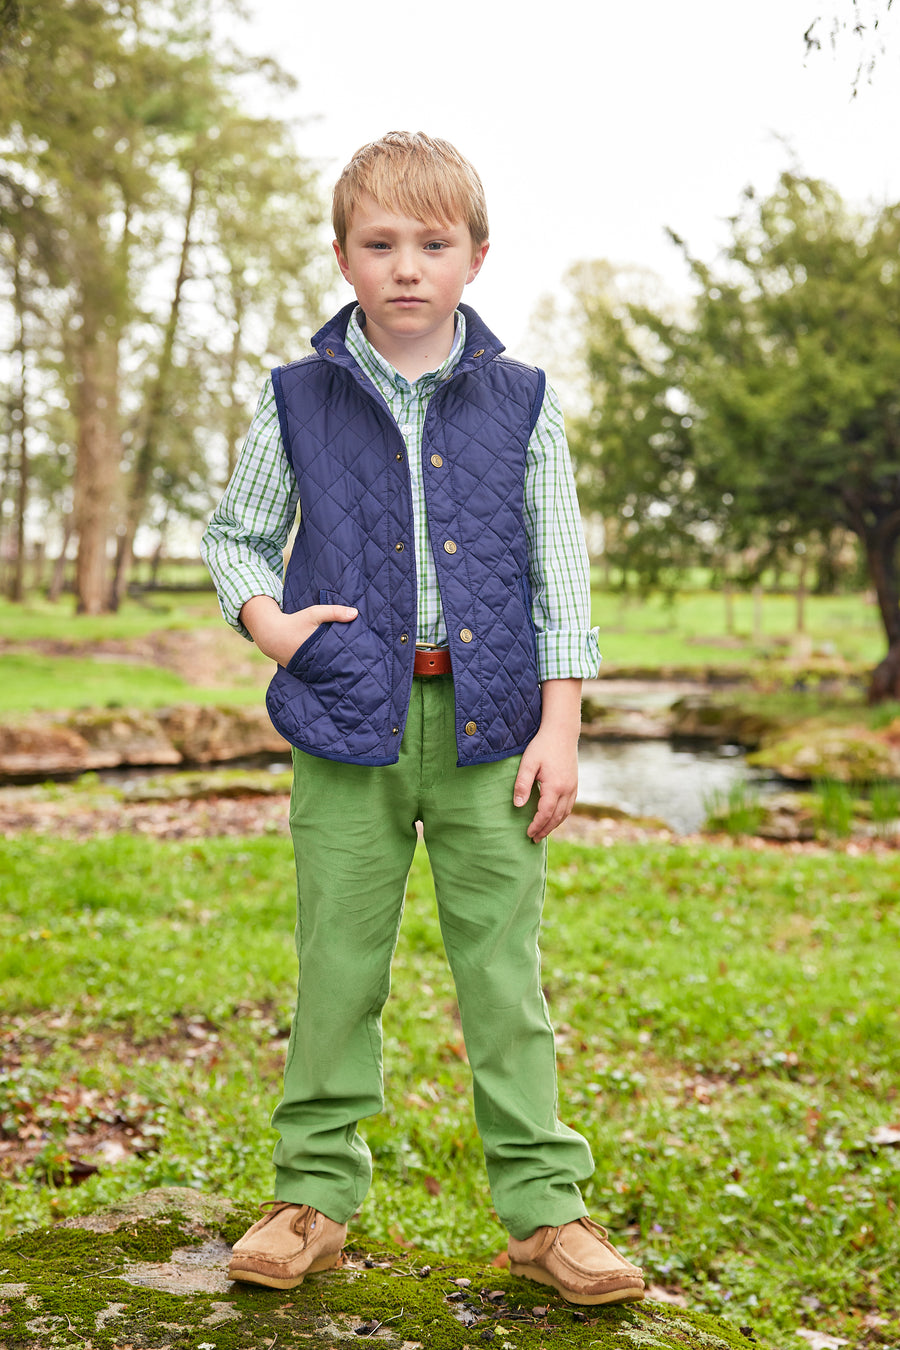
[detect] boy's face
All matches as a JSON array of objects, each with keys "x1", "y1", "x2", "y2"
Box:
[{"x1": 333, "y1": 194, "x2": 488, "y2": 364}]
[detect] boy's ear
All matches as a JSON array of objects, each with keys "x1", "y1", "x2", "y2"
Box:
[
  {"x1": 333, "y1": 239, "x2": 353, "y2": 285},
  {"x1": 466, "y1": 241, "x2": 489, "y2": 286}
]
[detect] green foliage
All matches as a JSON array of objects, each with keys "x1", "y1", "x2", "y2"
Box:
[
  {"x1": 814, "y1": 779, "x2": 856, "y2": 838},
  {"x1": 1, "y1": 833, "x2": 898, "y2": 1348},
  {"x1": 702, "y1": 781, "x2": 765, "y2": 837},
  {"x1": 870, "y1": 779, "x2": 900, "y2": 836},
  {"x1": 566, "y1": 174, "x2": 900, "y2": 693},
  {"x1": 0, "y1": 0, "x2": 326, "y2": 608}
]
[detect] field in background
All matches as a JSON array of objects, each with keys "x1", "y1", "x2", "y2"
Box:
[
  {"x1": 589, "y1": 586, "x2": 885, "y2": 669},
  {"x1": 0, "y1": 585, "x2": 887, "y2": 716}
]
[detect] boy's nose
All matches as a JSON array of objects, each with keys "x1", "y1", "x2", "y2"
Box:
[{"x1": 393, "y1": 249, "x2": 421, "y2": 282}]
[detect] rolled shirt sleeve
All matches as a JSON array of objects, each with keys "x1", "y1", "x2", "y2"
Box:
[
  {"x1": 524, "y1": 381, "x2": 602, "y2": 681},
  {"x1": 200, "y1": 379, "x2": 300, "y2": 640}
]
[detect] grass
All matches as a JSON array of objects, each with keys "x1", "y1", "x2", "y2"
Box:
[
  {"x1": 590, "y1": 586, "x2": 885, "y2": 669},
  {"x1": 0, "y1": 585, "x2": 891, "y2": 720},
  {"x1": 0, "y1": 593, "x2": 269, "y2": 713},
  {"x1": 0, "y1": 592, "x2": 221, "y2": 644},
  {"x1": 702, "y1": 781, "x2": 766, "y2": 837},
  {"x1": 1, "y1": 832, "x2": 898, "y2": 1349},
  {"x1": 0, "y1": 650, "x2": 261, "y2": 713}
]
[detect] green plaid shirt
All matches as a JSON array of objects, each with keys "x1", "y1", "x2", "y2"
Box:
[{"x1": 202, "y1": 308, "x2": 601, "y2": 681}]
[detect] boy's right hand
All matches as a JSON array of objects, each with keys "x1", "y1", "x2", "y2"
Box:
[{"x1": 239, "y1": 594, "x2": 358, "y2": 668}]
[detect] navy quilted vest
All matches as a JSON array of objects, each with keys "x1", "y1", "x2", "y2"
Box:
[{"x1": 265, "y1": 302, "x2": 545, "y2": 767}]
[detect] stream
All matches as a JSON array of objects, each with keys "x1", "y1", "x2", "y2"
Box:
[{"x1": 577, "y1": 739, "x2": 757, "y2": 834}]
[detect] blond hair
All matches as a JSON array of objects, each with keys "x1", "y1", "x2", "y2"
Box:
[{"x1": 332, "y1": 131, "x2": 489, "y2": 253}]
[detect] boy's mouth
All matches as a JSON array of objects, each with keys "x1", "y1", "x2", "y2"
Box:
[{"x1": 390, "y1": 296, "x2": 425, "y2": 305}]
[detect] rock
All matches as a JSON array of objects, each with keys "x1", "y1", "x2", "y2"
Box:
[
  {"x1": 0, "y1": 704, "x2": 290, "y2": 781},
  {"x1": 580, "y1": 703, "x2": 673, "y2": 740},
  {"x1": 668, "y1": 696, "x2": 780, "y2": 748},
  {"x1": 67, "y1": 708, "x2": 183, "y2": 767},
  {"x1": 0, "y1": 1187, "x2": 757, "y2": 1350},
  {"x1": 0, "y1": 720, "x2": 97, "y2": 777},
  {"x1": 748, "y1": 725, "x2": 900, "y2": 783},
  {"x1": 755, "y1": 792, "x2": 819, "y2": 842},
  {"x1": 122, "y1": 768, "x2": 293, "y2": 802},
  {"x1": 156, "y1": 703, "x2": 290, "y2": 762}
]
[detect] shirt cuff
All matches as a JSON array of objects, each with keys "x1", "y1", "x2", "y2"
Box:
[
  {"x1": 536, "y1": 627, "x2": 603, "y2": 682},
  {"x1": 217, "y1": 569, "x2": 285, "y2": 641}
]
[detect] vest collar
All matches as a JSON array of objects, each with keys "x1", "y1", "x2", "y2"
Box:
[{"x1": 311, "y1": 302, "x2": 505, "y2": 380}]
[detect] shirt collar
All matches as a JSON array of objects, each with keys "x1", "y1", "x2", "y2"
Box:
[{"x1": 345, "y1": 305, "x2": 467, "y2": 395}]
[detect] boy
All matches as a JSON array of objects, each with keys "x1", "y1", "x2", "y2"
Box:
[{"x1": 201, "y1": 131, "x2": 644, "y2": 1307}]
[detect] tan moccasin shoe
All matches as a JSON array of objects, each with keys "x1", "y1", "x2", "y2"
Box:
[
  {"x1": 508, "y1": 1216, "x2": 644, "y2": 1306},
  {"x1": 228, "y1": 1201, "x2": 347, "y2": 1289}
]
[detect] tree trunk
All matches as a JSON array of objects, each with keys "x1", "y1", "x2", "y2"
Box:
[
  {"x1": 72, "y1": 318, "x2": 121, "y2": 613},
  {"x1": 224, "y1": 287, "x2": 246, "y2": 481},
  {"x1": 860, "y1": 511, "x2": 900, "y2": 704},
  {"x1": 8, "y1": 242, "x2": 29, "y2": 603},
  {"x1": 112, "y1": 165, "x2": 199, "y2": 608},
  {"x1": 795, "y1": 553, "x2": 807, "y2": 634},
  {"x1": 723, "y1": 579, "x2": 734, "y2": 636},
  {"x1": 150, "y1": 528, "x2": 166, "y2": 587},
  {"x1": 752, "y1": 582, "x2": 763, "y2": 644},
  {"x1": 868, "y1": 642, "x2": 900, "y2": 702},
  {"x1": 48, "y1": 514, "x2": 75, "y2": 602},
  {"x1": 31, "y1": 538, "x2": 45, "y2": 591}
]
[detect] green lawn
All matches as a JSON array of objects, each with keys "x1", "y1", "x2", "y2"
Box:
[
  {"x1": 590, "y1": 586, "x2": 885, "y2": 668},
  {"x1": 0, "y1": 587, "x2": 889, "y2": 716},
  {"x1": 0, "y1": 594, "x2": 268, "y2": 713},
  {"x1": 0, "y1": 593, "x2": 221, "y2": 644},
  {"x1": 1, "y1": 832, "x2": 898, "y2": 1348}
]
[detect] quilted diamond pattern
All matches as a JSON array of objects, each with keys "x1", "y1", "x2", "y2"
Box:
[{"x1": 265, "y1": 304, "x2": 543, "y2": 767}]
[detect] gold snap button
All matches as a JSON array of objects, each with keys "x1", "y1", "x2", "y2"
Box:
[
  {"x1": 395, "y1": 542, "x2": 405, "y2": 552},
  {"x1": 325, "y1": 348, "x2": 335, "y2": 357},
  {"x1": 459, "y1": 628, "x2": 473, "y2": 643},
  {"x1": 430, "y1": 453, "x2": 443, "y2": 467},
  {"x1": 473, "y1": 349, "x2": 485, "y2": 358},
  {"x1": 443, "y1": 540, "x2": 457, "y2": 554},
  {"x1": 464, "y1": 720, "x2": 477, "y2": 735},
  {"x1": 392, "y1": 726, "x2": 400, "y2": 735},
  {"x1": 400, "y1": 633, "x2": 409, "y2": 643},
  {"x1": 395, "y1": 452, "x2": 403, "y2": 461}
]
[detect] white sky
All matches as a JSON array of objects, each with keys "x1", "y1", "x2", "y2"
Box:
[{"x1": 234, "y1": 0, "x2": 900, "y2": 349}]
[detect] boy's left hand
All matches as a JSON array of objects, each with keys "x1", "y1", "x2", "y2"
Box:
[{"x1": 512, "y1": 678, "x2": 583, "y2": 842}]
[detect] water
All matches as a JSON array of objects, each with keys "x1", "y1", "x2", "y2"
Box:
[{"x1": 577, "y1": 739, "x2": 754, "y2": 834}]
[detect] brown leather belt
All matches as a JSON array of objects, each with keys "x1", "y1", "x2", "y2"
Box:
[{"x1": 413, "y1": 647, "x2": 452, "y2": 676}]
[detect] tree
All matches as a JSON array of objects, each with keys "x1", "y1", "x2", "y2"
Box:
[
  {"x1": 682, "y1": 174, "x2": 900, "y2": 700},
  {"x1": 568, "y1": 174, "x2": 900, "y2": 701},
  {"x1": 0, "y1": 0, "x2": 325, "y2": 610},
  {"x1": 1, "y1": 0, "x2": 208, "y2": 610},
  {"x1": 804, "y1": 1, "x2": 895, "y2": 88}
]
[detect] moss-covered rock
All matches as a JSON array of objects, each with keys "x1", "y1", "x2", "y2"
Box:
[
  {"x1": 155, "y1": 705, "x2": 289, "y2": 763},
  {"x1": 0, "y1": 1187, "x2": 761, "y2": 1349},
  {"x1": 66, "y1": 708, "x2": 183, "y2": 767},
  {"x1": 748, "y1": 724, "x2": 900, "y2": 782},
  {"x1": 668, "y1": 697, "x2": 782, "y2": 748},
  {"x1": 122, "y1": 768, "x2": 293, "y2": 802}
]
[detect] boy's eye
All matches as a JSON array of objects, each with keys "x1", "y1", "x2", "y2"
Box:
[
  {"x1": 367, "y1": 241, "x2": 390, "y2": 250},
  {"x1": 424, "y1": 241, "x2": 447, "y2": 251}
]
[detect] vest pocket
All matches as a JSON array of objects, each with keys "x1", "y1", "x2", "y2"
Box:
[{"x1": 284, "y1": 590, "x2": 355, "y2": 681}]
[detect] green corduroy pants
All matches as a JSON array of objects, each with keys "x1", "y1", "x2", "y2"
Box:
[{"x1": 271, "y1": 674, "x2": 593, "y2": 1240}]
